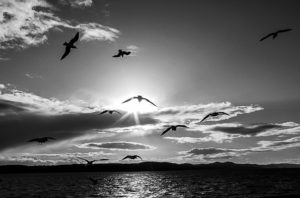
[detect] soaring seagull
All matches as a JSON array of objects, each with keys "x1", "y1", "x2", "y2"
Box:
[
  {"x1": 122, "y1": 95, "x2": 157, "y2": 107},
  {"x1": 121, "y1": 155, "x2": 143, "y2": 160},
  {"x1": 113, "y1": 49, "x2": 131, "y2": 58},
  {"x1": 200, "y1": 112, "x2": 229, "y2": 123},
  {"x1": 77, "y1": 157, "x2": 106, "y2": 165},
  {"x1": 259, "y1": 29, "x2": 292, "y2": 42},
  {"x1": 27, "y1": 137, "x2": 56, "y2": 144},
  {"x1": 60, "y1": 32, "x2": 80, "y2": 60},
  {"x1": 161, "y1": 125, "x2": 189, "y2": 136},
  {"x1": 98, "y1": 110, "x2": 121, "y2": 115}
]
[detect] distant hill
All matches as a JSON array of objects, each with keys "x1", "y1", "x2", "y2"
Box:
[{"x1": 0, "y1": 161, "x2": 299, "y2": 173}]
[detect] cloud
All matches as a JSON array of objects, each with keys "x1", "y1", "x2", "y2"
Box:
[
  {"x1": 179, "y1": 147, "x2": 251, "y2": 160},
  {"x1": 76, "y1": 23, "x2": 119, "y2": 42},
  {"x1": 78, "y1": 141, "x2": 155, "y2": 151},
  {"x1": 59, "y1": 0, "x2": 93, "y2": 8},
  {"x1": 258, "y1": 137, "x2": 300, "y2": 151},
  {"x1": 179, "y1": 136, "x2": 300, "y2": 161},
  {"x1": 0, "y1": 0, "x2": 119, "y2": 52},
  {"x1": 164, "y1": 132, "x2": 237, "y2": 144},
  {"x1": 25, "y1": 73, "x2": 43, "y2": 79},
  {"x1": 0, "y1": 85, "x2": 158, "y2": 151},
  {"x1": 0, "y1": 84, "x2": 5, "y2": 89},
  {"x1": 151, "y1": 102, "x2": 263, "y2": 124},
  {"x1": 126, "y1": 45, "x2": 139, "y2": 56},
  {"x1": 0, "y1": 150, "x2": 114, "y2": 165},
  {"x1": 210, "y1": 122, "x2": 300, "y2": 137}
]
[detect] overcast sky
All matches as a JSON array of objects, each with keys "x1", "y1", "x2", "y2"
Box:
[{"x1": 0, "y1": 0, "x2": 300, "y2": 165}]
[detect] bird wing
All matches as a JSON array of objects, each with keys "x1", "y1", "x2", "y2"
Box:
[
  {"x1": 200, "y1": 114, "x2": 211, "y2": 122},
  {"x1": 277, "y1": 28, "x2": 292, "y2": 33},
  {"x1": 113, "y1": 50, "x2": 122, "y2": 57},
  {"x1": 122, "y1": 97, "x2": 133, "y2": 103},
  {"x1": 121, "y1": 156, "x2": 129, "y2": 160},
  {"x1": 177, "y1": 125, "x2": 188, "y2": 128},
  {"x1": 259, "y1": 33, "x2": 274, "y2": 41},
  {"x1": 124, "y1": 51, "x2": 131, "y2": 55},
  {"x1": 135, "y1": 155, "x2": 143, "y2": 160},
  {"x1": 114, "y1": 110, "x2": 121, "y2": 114},
  {"x1": 99, "y1": 110, "x2": 108, "y2": 115},
  {"x1": 60, "y1": 47, "x2": 71, "y2": 60},
  {"x1": 69, "y1": 32, "x2": 79, "y2": 44},
  {"x1": 218, "y1": 112, "x2": 229, "y2": 116},
  {"x1": 143, "y1": 98, "x2": 157, "y2": 107},
  {"x1": 99, "y1": 158, "x2": 109, "y2": 161},
  {"x1": 161, "y1": 127, "x2": 171, "y2": 136}
]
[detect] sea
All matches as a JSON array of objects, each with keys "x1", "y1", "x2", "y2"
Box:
[{"x1": 0, "y1": 169, "x2": 300, "y2": 198}]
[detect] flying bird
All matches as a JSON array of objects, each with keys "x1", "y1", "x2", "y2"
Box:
[
  {"x1": 259, "y1": 29, "x2": 292, "y2": 42},
  {"x1": 200, "y1": 112, "x2": 229, "y2": 123},
  {"x1": 161, "y1": 125, "x2": 188, "y2": 136},
  {"x1": 122, "y1": 95, "x2": 157, "y2": 107},
  {"x1": 98, "y1": 110, "x2": 121, "y2": 115},
  {"x1": 77, "y1": 157, "x2": 104, "y2": 165},
  {"x1": 113, "y1": 49, "x2": 131, "y2": 58},
  {"x1": 121, "y1": 155, "x2": 143, "y2": 160},
  {"x1": 60, "y1": 32, "x2": 79, "y2": 60},
  {"x1": 27, "y1": 137, "x2": 56, "y2": 144}
]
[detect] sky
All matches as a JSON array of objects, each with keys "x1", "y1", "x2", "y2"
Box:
[{"x1": 0, "y1": 0, "x2": 300, "y2": 165}]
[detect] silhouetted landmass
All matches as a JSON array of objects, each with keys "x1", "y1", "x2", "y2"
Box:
[{"x1": 0, "y1": 162, "x2": 300, "y2": 173}]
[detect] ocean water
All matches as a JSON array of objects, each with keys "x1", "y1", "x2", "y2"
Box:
[{"x1": 0, "y1": 169, "x2": 300, "y2": 198}]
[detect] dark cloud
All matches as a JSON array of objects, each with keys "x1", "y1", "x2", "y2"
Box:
[
  {"x1": 82, "y1": 141, "x2": 155, "y2": 150},
  {"x1": 180, "y1": 147, "x2": 245, "y2": 160},
  {"x1": 258, "y1": 137, "x2": 300, "y2": 149},
  {"x1": 185, "y1": 147, "x2": 237, "y2": 156},
  {"x1": 0, "y1": 100, "x2": 158, "y2": 151},
  {"x1": 0, "y1": 99, "x2": 29, "y2": 113},
  {"x1": 212, "y1": 123, "x2": 285, "y2": 135}
]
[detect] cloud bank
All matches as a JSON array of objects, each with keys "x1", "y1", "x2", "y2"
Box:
[
  {"x1": 78, "y1": 141, "x2": 155, "y2": 151},
  {"x1": 0, "y1": 0, "x2": 119, "y2": 52}
]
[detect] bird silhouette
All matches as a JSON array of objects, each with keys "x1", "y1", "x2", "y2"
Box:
[
  {"x1": 88, "y1": 177, "x2": 99, "y2": 185},
  {"x1": 27, "y1": 137, "x2": 56, "y2": 144},
  {"x1": 200, "y1": 112, "x2": 229, "y2": 123},
  {"x1": 122, "y1": 95, "x2": 157, "y2": 107},
  {"x1": 112, "y1": 49, "x2": 131, "y2": 58},
  {"x1": 161, "y1": 125, "x2": 189, "y2": 136},
  {"x1": 98, "y1": 110, "x2": 121, "y2": 115},
  {"x1": 60, "y1": 32, "x2": 79, "y2": 60},
  {"x1": 259, "y1": 29, "x2": 292, "y2": 42},
  {"x1": 77, "y1": 157, "x2": 105, "y2": 165},
  {"x1": 121, "y1": 155, "x2": 143, "y2": 160}
]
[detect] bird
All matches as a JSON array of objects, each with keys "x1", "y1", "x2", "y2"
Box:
[
  {"x1": 112, "y1": 49, "x2": 131, "y2": 58},
  {"x1": 122, "y1": 95, "x2": 157, "y2": 107},
  {"x1": 121, "y1": 155, "x2": 143, "y2": 160},
  {"x1": 161, "y1": 125, "x2": 188, "y2": 136},
  {"x1": 27, "y1": 137, "x2": 56, "y2": 144},
  {"x1": 77, "y1": 157, "x2": 104, "y2": 165},
  {"x1": 259, "y1": 29, "x2": 292, "y2": 42},
  {"x1": 88, "y1": 177, "x2": 99, "y2": 185},
  {"x1": 98, "y1": 110, "x2": 121, "y2": 115},
  {"x1": 200, "y1": 112, "x2": 229, "y2": 123},
  {"x1": 60, "y1": 32, "x2": 79, "y2": 60}
]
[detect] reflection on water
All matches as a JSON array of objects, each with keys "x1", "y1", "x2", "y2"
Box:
[{"x1": 1, "y1": 170, "x2": 300, "y2": 197}]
